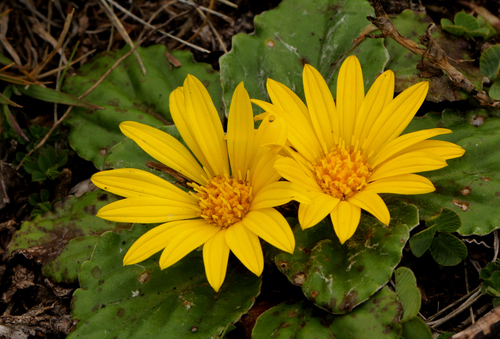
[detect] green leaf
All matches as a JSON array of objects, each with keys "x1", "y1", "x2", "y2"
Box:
[
  {"x1": 395, "y1": 267, "x2": 421, "y2": 321},
  {"x1": 7, "y1": 191, "x2": 129, "y2": 283},
  {"x1": 480, "y1": 44, "x2": 500, "y2": 80},
  {"x1": 220, "y1": 0, "x2": 388, "y2": 115},
  {"x1": 15, "y1": 84, "x2": 100, "y2": 109},
  {"x1": 429, "y1": 233, "x2": 468, "y2": 266},
  {"x1": 401, "y1": 317, "x2": 432, "y2": 339},
  {"x1": 427, "y1": 208, "x2": 461, "y2": 233},
  {"x1": 31, "y1": 171, "x2": 47, "y2": 182},
  {"x1": 390, "y1": 109, "x2": 500, "y2": 236},
  {"x1": 273, "y1": 202, "x2": 417, "y2": 314},
  {"x1": 489, "y1": 79, "x2": 500, "y2": 100},
  {"x1": 37, "y1": 153, "x2": 51, "y2": 172},
  {"x1": 63, "y1": 46, "x2": 222, "y2": 169},
  {"x1": 454, "y1": 11, "x2": 480, "y2": 31},
  {"x1": 409, "y1": 225, "x2": 438, "y2": 258},
  {"x1": 252, "y1": 287, "x2": 402, "y2": 338},
  {"x1": 69, "y1": 225, "x2": 261, "y2": 339}
]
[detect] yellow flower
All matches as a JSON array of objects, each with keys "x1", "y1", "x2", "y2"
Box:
[
  {"x1": 252, "y1": 56, "x2": 465, "y2": 244},
  {"x1": 91, "y1": 75, "x2": 311, "y2": 291}
]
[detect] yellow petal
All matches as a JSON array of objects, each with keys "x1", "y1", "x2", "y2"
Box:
[
  {"x1": 96, "y1": 197, "x2": 199, "y2": 223},
  {"x1": 251, "y1": 181, "x2": 312, "y2": 210},
  {"x1": 362, "y1": 81, "x2": 429, "y2": 155},
  {"x1": 370, "y1": 128, "x2": 453, "y2": 168},
  {"x1": 330, "y1": 201, "x2": 361, "y2": 244},
  {"x1": 227, "y1": 82, "x2": 254, "y2": 180},
  {"x1": 298, "y1": 191, "x2": 340, "y2": 229},
  {"x1": 353, "y1": 70, "x2": 394, "y2": 145},
  {"x1": 123, "y1": 220, "x2": 190, "y2": 265},
  {"x1": 393, "y1": 140, "x2": 465, "y2": 160},
  {"x1": 183, "y1": 75, "x2": 228, "y2": 176},
  {"x1": 303, "y1": 64, "x2": 336, "y2": 153},
  {"x1": 370, "y1": 150, "x2": 447, "y2": 182},
  {"x1": 159, "y1": 220, "x2": 220, "y2": 269},
  {"x1": 170, "y1": 87, "x2": 213, "y2": 175},
  {"x1": 242, "y1": 209, "x2": 295, "y2": 253},
  {"x1": 253, "y1": 113, "x2": 288, "y2": 160},
  {"x1": 348, "y1": 191, "x2": 390, "y2": 225},
  {"x1": 336, "y1": 55, "x2": 365, "y2": 148},
  {"x1": 250, "y1": 149, "x2": 281, "y2": 196},
  {"x1": 273, "y1": 157, "x2": 321, "y2": 192},
  {"x1": 91, "y1": 168, "x2": 196, "y2": 204},
  {"x1": 203, "y1": 229, "x2": 230, "y2": 292},
  {"x1": 225, "y1": 222, "x2": 264, "y2": 276},
  {"x1": 364, "y1": 174, "x2": 435, "y2": 195},
  {"x1": 120, "y1": 121, "x2": 206, "y2": 184}
]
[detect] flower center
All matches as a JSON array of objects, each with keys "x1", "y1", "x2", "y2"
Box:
[
  {"x1": 192, "y1": 175, "x2": 253, "y2": 228},
  {"x1": 312, "y1": 142, "x2": 372, "y2": 200}
]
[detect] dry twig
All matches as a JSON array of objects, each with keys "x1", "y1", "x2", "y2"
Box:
[{"x1": 366, "y1": 0, "x2": 499, "y2": 107}]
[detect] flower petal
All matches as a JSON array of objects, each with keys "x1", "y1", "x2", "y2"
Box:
[
  {"x1": 227, "y1": 82, "x2": 254, "y2": 180},
  {"x1": 250, "y1": 149, "x2": 281, "y2": 196},
  {"x1": 362, "y1": 81, "x2": 429, "y2": 155},
  {"x1": 91, "y1": 168, "x2": 196, "y2": 204},
  {"x1": 370, "y1": 150, "x2": 447, "y2": 182},
  {"x1": 159, "y1": 220, "x2": 220, "y2": 269},
  {"x1": 393, "y1": 140, "x2": 465, "y2": 160},
  {"x1": 253, "y1": 113, "x2": 288, "y2": 159},
  {"x1": 123, "y1": 220, "x2": 191, "y2": 265},
  {"x1": 303, "y1": 64, "x2": 336, "y2": 153},
  {"x1": 298, "y1": 191, "x2": 340, "y2": 229},
  {"x1": 251, "y1": 181, "x2": 312, "y2": 210},
  {"x1": 120, "y1": 121, "x2": 206, "y2": 184},
  {"x1": 336, "y1": 55, "x2": 365, "y2": 148},
  {"x1": 330, "y1": 201, "x2": 361, "y2": 244},
  {"x1": 96, "y1": 197, "x2": 199, "y2": 223},
  {"x1": 242, "y1": 208, "x2": 295, "y2": 253},
  {"x1": 183, "y1": 75, "x2": 228, "y2": 176},
  {"x1": 369, "y1": 128, "x2": 453, "y2": 168},
  {"x1": 364, "y1": 174, "x2": 435, "y2": 195},
  {"x1": 170, "y1": 87, "x2": 213, "y2": 175},
  {"x1": 273, "y1": 157, "x2": 321, "y2": 192},
  {"x1": 353, "y1": 70, "x2": 394, "y2": 145},
  {"x1": 203, "y1": 229, "x2": 230, "y2": 292},
  {"x1": 225, "y1": 222, "x2": 264, "y2": 276},
  {"x1": 348, "y1": 191, "x2": 390, "y2": 225}
]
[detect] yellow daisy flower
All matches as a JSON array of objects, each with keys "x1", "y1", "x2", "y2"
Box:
[
  {"x1": 91, "y1": 75, "x2": 311, "y2": 291},
  {"x1": 252, "y1": 55, "x2": 465, "y2": 244}
]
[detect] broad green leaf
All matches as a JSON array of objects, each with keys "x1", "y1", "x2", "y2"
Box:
[
  {"x1": 454, "y1": 11, "x2": 480, "y2": 31},
  {"x1": 409, "y1": 224, "x2": 437, "y2": 258},
  {"x1": 63, "y1": 46, "x2": 223, "y2": 169},
  {"x1": 480, "y1": 44, "x2": 500, "y2": 80},
  {"x1": 252, "y1": 287, "x2": 402, "y2": 339},
  {"x1": 7, "y1": 191, "x2": 130, "y2": 283},
  {"x1": 488, "y1": 79, "x2": 500, "y2": 100},
  {"x1": 427, "y1": 208, "x2": 461, "y2": 233},
  {"x1": 429, "y1": 233, "x2": 468, "y2": 266},
  {"x1": 15, "y1": 84, "x2": 100, "y2": 109},
  {"x1": 69, "y1": 225, "x2": 261, "y2": 339},
  {"x1": 395, "y1": 267, "x2": 421, "y2": 321},
  {"x1": 390, "y1": 109, "x2": 500, "y2": 236},
  {"x1": 402, "y1": 317, "x2": 432, "y2": 339},
  {"x1": 272, "y1": 202, "x2": 418, "y2": 314},
  {"x1": 220, "y1": 0, "x2": 388, "y2": 115}
]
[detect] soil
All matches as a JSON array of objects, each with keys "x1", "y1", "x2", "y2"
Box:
[{"x1": 0, "y1": 0, "x2": 498, "y2": 338}]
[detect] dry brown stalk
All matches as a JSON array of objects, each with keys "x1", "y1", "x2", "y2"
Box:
[{"x1": 367, "y1": 0, "x2": 499, "y2": 107}]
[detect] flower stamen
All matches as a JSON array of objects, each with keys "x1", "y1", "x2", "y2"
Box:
[
  {"x1": 313, "y1": 140, "x2": 372, "y2": 200},
  {"x1": 191, "y1": 175, "x2": 253, "y2": 228}
]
